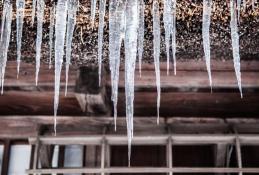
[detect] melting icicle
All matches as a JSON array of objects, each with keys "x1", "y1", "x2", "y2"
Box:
[
  {"x1": 98, "y1": 0, "x2": 107, "y2": 86},
  {"x1": 31, "y1": 0, "x2": 37, "y2": 25},
  {"x1": 237, "y1": 0, "x2": 241, "y2": 21},
  {"x1": 0, "y1": 1, "x2": 13, "y2": 94},
  {"x1": 0, "y1": 1, "x2": 8, "y2": 42},
  {"x1": 49, "y1": 6, "x2": 55, "y2": 69},
  {"x1": 90, "y1": 0, "x2": 97, "y2": 27},
  {"x1": 65, "y1": 0, "x2": 78, "y2": 96},
  {"x1": 153, "y1": 0, "x2": 161, "y2": 124},
  {"x1": 172, "y1": 0, "x2": 177, "y2": 75},
  {"x1": 124, "y1": 0, "x2": 139, "y2": 165},
  {"x1": 252, "y1": 0, "x2": 255, "y2": 10},
  {"x1": 230, "y1": 0, "x2": 243, "y2": 98},
  {"x1": 163, "y1": 0, "x2": 171, "y2": 75},
  {"x1": 109, "y1": 0, "x2": 126, "y2": 131},
  {"x1": 138, "y1": 0, "x2": 144, "y2": 76},
  {"x1": 54, "y1": 0, "x2": 68, "y2": 134},
  {"x1": 202, "y1": 0, "x2": 213, "y2": 90},
  {"x1": 16, "y1": 0, "x2": 25, "y2": 77},
  {"x1": 35, "y1": 0, "x2": 45, "y2": 85}
]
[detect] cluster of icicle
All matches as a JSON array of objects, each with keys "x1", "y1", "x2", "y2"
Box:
[{"x1": 0, "y1": 0, "x2": 248, "y2": 163}]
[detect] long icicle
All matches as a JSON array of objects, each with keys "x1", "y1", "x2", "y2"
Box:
[
  {"x1": 237, "y1": 0, "x2": 241, "y2": 21},
  {"x1": 98, "y1": 0, "x2": 107, "y2": 86},
  {"x1": 124, "y1": 0, "x2": 139, "y2": 165},
  {"x1": 54, "y1": 0, "x2": 68, "y2": 135},
  {"x1": 202, "y1": 0, "x2": 213, "y2": 91},
  {"x1": 109, "y1": 0, "x2": 126, "y2": 131},
  {"x1": 0, "y1": 0, "x2": 8, "y2": 42},
  {"x1": 35, "y1": 0, "x2": 45, "y2": 85},
  {"x1": 65, "y1": 0, "x2": 78, "y2": 96},
  {"x1": 138, "y1": 0, "x2": 145, "y2": 77},
  {"x1": 230, "y1": 0, "x2": 243, "y2": 98},
  {"x1": 163, "y1": 0, "x2": 172, "y2": 75},
  {"x1": 49, "y1": 5, "x2": 55, "y2": 69},
  {"x1": 16, "y1": 0, "x2": 25, "y2": 77},
  {"x1": 90, "y1": 0, "x2": 97, "y2": 27},
  {"x1": 153, "y1": 0, "x2": 161, "y2": 124},
  {"x1": 172, "y1": 0, "x2": 177, "y2": 75},
  {"x1": 0, "y1": 1, "x2": 13, "y2": 94},
  {"x1": 31, "y1": 0, "x2": 37, "y2": 26}
]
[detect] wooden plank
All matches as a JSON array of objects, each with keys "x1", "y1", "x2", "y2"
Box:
[
  {"x1": 26, "y1": 167, "x2": 259, "y2": 174},
  {"x1": 0, "y1": 116, "x2": 259, "y2": 138},
  {"x1": 0, "y1": 91, "x2": 83, "y2": 116},
  {"x1": 117, "y1": 91, "x2": 259, "y2": 117}
]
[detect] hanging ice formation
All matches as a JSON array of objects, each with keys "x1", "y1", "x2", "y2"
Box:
[
  {"x1": 35, "y1": 0, "x2": 45, "y2": 85},
  {"x1": 163, "y1": 0, "x2": 171, "y2": 75},
  {"x1": 90, "y1": 0, "x2": 97, "y2": 27},
  {"x1": 49, "y1": 6, "x2": 55, "y2": 69},
  {"x1": 65, "y1": 0, "x2": 78, "y2": 96},
  {"x1": 237, "y1": 0, "x2": 241, "y2": 21},
  {"x1": 0, "y1": 0, "x2": 13, "y2": 94},
  {"x1": 138, "y1": 0, "x2": 144, "y2": 76},
  {"x1": 109, "y1": 0, "x2": 126, "y2": 131},
  {"x1": 54, "y1": 0, "x2": 68, "y2": 134},
  {"x1": 230, "y1": 0, "x2": 243, "y2": 98},
  {"x1": 202, "y1": 0, "x2": 213, "y2": 90},
  {"x1": 172, "y1": 0, "x2": 177, "y2": 75},
  {"x1": 153, "y1": 0, "x2": 161, "y2": 123},
  {"x1": 124, "y1": 0, "x2": 139, "y2": 165},
  {"x1": 31, "y1": 0, "x2": 37, "y2": 25},
  {"x1": 97, "y1": 0, "x2": 107, "y2": 86},
  {"x1": 16, "y1": 0, "x2": 25, "y2": 77}
]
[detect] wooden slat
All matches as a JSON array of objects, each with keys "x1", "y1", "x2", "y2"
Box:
[{"x1": 26, "y1": 167, "x2": 259, "y2": 174}]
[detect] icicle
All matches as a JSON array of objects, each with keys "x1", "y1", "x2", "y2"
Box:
[
  {"x1": 243, "y1": 0, "x2": 246, "y2": 11},
  {"x1": 163, "y1": 0, "x2": 171, "y2": 75},
  {"x1": 31, "y1": 0, "x2": 37, "y2": 26},
  {"x1": 0, "y1": 0, "x2": 8, "y2": 42},
  {"x1": 49, "y1": 6, "x2": 55, "y2": 69},
  {"x1": 90, "y1": 0, "x2": 97, "y2": 27},
  {"x1": 153, "y1": 0, "x2": 161, "y2": 124},
  {"x1": 0, "y1": 1, "x2": 13, "y2": 94},
  {"x1": 230, "y1": 0, "x2": 243, "y2": 98},
  {"x1": 98, "y1": 0, "x2": 107, "y2": 86},
  {"x1": 35, "y1": 0, "x2": 45, "y2": 85},
  {"x1": 138, "y1": 0, "x2": 144, "y2": 77},
  {"x1": 65, "y1": 0, "x2": 78, "y2": 96},
  {"x1": 16, "y1": 0, "x2": 25, "y2": 77},
  {"x1": 172, "y1": 0, "x2": 177, "y2": 75},
  {"x1": 252, "y1": 0, "x2": 255, "y2": 10},
  {"x1": 109, "y1": 0, "x2": 126, "y2": 131},
  {"x1": 54, "y1": 0, "x2": 68, "y2": 134},
  {"x1": 124, "y1": 0, "x2": 139, "y2": 165},
  {"x1": 202, "y1": 0, "x2": 213, "y2": 90},
  {"x1": 237, "y1": 0, "x2": 241, "y2": 21}
]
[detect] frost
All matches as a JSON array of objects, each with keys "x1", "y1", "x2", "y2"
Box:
[
  {"x1": 16, "y1": 0, "x2": 25, "y2": 77},
  {"x1": 54, "y1": 0, "x2": 68, "y2": 134},
  {"x1": 98, "y1": 0, "x2": 107, "y2": 86},
  {"x1": 138, "y1": 0, "x2": 145, "y2": 76},
  {"x1": 153, "y1": 0, "x2": 161, "y2": 123},
  {"x1": 65, "y1": 0, "x2": 78, "y2": 96},
  {"x1": 49, "y1": 6, "x2": 55, "y2": 69},
  {"x1": 35, "y1": 0, "x2": 45, "y2": 85},
  {"x1": 0, "y1": 1, "x2": 12, "y2": 94},
  {"x1": 202, "y1": 0, "x2": 213, "y2": 90},
  {"x1": 124, "y1": 0, "x2": 139, "y2": 165},
  {"x1": 230, "y1": 0, "x2": 243, "y2": 98}
]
